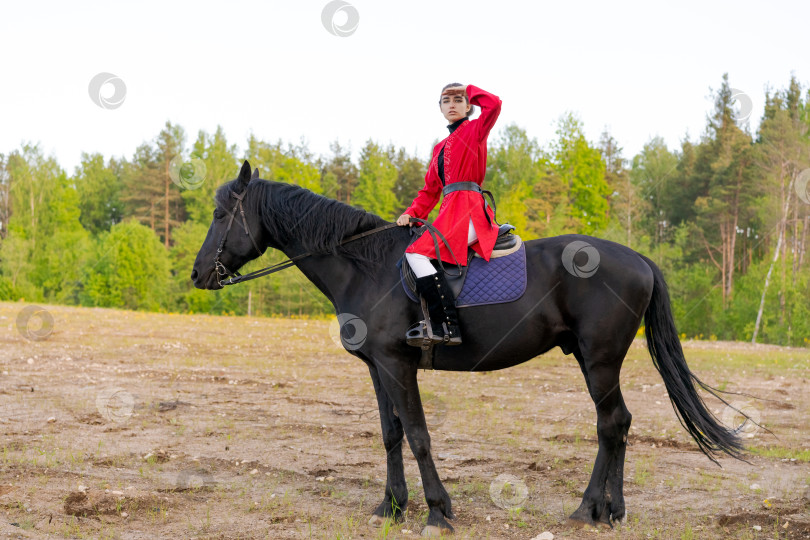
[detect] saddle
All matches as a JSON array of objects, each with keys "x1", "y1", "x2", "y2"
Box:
[{"x1": 401, "y1": 223, "x2": 522, "y2": 300}]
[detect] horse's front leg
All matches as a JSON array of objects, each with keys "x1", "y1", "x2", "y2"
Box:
[
  {"x1": 367, "y1": 363, "x2": 409, "y2": 525},
  {"x1": 373, "y1": 356, "x2": 455, "y2": 536}
]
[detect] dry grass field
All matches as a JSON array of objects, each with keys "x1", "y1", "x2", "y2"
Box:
[{"x1": 1, "y1": 301, "x2": 809, "y2": 539}]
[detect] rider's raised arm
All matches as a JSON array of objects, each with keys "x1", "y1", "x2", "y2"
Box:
[
  {"x1": 467, "y1": 84, "x2": 502, "y2": 143},
  {"x1": 404, "y1": 151, "x2": 442, "y2": 219}
]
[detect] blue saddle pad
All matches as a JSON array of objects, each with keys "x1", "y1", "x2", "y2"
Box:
[{"x1": 401, "y1": 243, "x2": 527, "y2": 308}]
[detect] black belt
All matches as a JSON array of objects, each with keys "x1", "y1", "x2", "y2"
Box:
[
  {"x1": 442, "y1": 181, "x2": 482, "y2": 195},
  {"x1": 441, "y1": 182, "x2": 498, "y2": 225}
]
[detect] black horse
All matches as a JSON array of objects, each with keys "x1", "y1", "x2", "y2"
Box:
[{"x1": 191, "y1": 161, "x2": 744, "y2": 535}]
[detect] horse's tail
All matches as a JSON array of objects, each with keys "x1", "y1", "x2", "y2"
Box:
[{"x1": 639, "y1": 254, "x2": 745, "y2": 464}]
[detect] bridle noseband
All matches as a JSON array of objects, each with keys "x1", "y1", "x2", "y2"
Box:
[{"x1": 213, "y1": 191, "x2": 263, "y2": 287}]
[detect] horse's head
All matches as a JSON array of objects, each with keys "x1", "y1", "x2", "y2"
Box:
[{"x1": 191, "y1": 160, "x2": 269, "y2": 290}]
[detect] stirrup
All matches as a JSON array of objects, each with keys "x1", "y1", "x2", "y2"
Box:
[
  {"x1": 405, "y1": 321, "x2": 462, "y2": 348},
  {"x1": 406, "y1": 320, "x2": 443, "y2": 349}
]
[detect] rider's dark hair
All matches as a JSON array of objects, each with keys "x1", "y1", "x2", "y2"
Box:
[{"x1": 439, "y1": 82, "x2": 475, "y2": 117}]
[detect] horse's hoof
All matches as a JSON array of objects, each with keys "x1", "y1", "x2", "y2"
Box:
[
  {"x1": 368, "y1": 514, "x2": 390, "y2": 527},
  {"x1": 565, "y1": 517, "x2": 597, "y2": 530},
  {"x1": 421, "y1": 525, "x2": 453, "y2": 536}
]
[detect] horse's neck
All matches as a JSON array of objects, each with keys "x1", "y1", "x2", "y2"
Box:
[
  {"x1": 282, "y1": 230, "x2": 405, "y2": 312},
  {"x1": 282, "y1": 241, "x2": 345, "y2": 305}
]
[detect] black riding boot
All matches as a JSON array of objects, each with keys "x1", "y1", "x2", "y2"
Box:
[{"x1": 405, "y1": 272, "x2": 462, "y2": 347}]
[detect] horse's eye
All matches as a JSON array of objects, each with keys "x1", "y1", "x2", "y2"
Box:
[{"x1": 213, "y1": 209, "x2": 224, "y2": 220}]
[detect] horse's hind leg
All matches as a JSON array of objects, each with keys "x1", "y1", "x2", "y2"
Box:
[
  {"x1": 367, "y1": 363, "x2": 408, "y2": 525},
  {"x1": 569, "y1": 351, "x2": 632, "y2": 528}
]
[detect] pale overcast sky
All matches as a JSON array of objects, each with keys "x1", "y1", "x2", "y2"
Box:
[{"x1": 1, "y1": 0, "x2": 807, "y2": 176}]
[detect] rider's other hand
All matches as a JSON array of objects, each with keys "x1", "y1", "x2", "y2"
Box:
[{"x1": 397, "y1": 214, "x2": 412, "y2": 227}]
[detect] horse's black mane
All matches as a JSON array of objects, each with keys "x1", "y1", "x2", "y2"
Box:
[{"x1": 215, "y1": 179, "x2": 404, "y2": 275}]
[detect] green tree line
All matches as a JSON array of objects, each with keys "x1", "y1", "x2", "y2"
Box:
[{"x1": 1, "y1": 74, "x2": 808, "y2": 346}]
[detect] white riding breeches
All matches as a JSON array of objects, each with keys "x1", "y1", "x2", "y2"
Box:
[{"x1": 405, "y1": 218, "x2": 477, "y2": 278}]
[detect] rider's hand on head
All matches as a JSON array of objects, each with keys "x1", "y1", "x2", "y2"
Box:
[
  {"x1": 397, "y1": 213, "x2": 413, "y2": 227},
  {"x1": 441, "y1": 86, "x2": 467, "y2": 98}
]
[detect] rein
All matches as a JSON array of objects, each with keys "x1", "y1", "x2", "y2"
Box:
[
  {"x1": 219, "y1": 223, "x2": 401, "y2": 287},
  {"x1": 406, "y1": 217, "x2": 464, "y2": 278},
  {"x1": 215, "y1": 190, "x2": 464, "y2": 287},
  {"x1": 215, "y1": 189, "x2": 400, "y2": 287}
]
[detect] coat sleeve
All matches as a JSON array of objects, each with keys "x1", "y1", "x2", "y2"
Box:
[
  {"x1": 404, "y1": 151, "x2": 442, "y2": 219},
  {"x1": 467, "y1": 84, "x2": 502, "y2": 143}
]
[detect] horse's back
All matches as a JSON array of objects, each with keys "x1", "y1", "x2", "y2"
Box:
[
  {"x1": 524, "y1": 234, "x2": 653, "y2": 286},
  {"x1": 523, "y1": 234, "x2": 654, "y2": 338}
]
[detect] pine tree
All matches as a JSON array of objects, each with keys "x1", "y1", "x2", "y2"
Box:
[
  {"x1": 120, "y1": 122, "x2": 187, "y2": 247},
  {"x1": 692, "y1": 74, "x2": 758, "y2": 305},
  {"x1": 155, "y1": 122, "x2": 189, "y2": 247},
  {"x1": 352, "y1": 140, "x2": 399, "y2": 220},
  {"x1": 320, "y1": 140, "x2": 358, "y2": 203}
]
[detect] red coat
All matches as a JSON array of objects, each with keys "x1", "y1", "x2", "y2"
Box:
[{"x1": 404, "y1": 84, "x2": 502, "y2": 266}]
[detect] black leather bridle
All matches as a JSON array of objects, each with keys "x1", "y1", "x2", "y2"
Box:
[
  {"x1": 213, "y1": 191, "x2": 264, "y2": 287},
  {"x1": 212, "y1": 189, "x2": 400, "y2": 288}
]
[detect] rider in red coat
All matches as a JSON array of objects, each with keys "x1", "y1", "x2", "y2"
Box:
[{"x1": 397, "y1": 83, "x2": 502, "y2": 347}]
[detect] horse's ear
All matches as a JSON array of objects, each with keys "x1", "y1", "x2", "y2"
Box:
[
  {"x1": 251, "y1": 167, "x2": 260, "y2": 180},
  {"x1": 237, "y1": 160, "x2": 252, "y2": 188}
]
